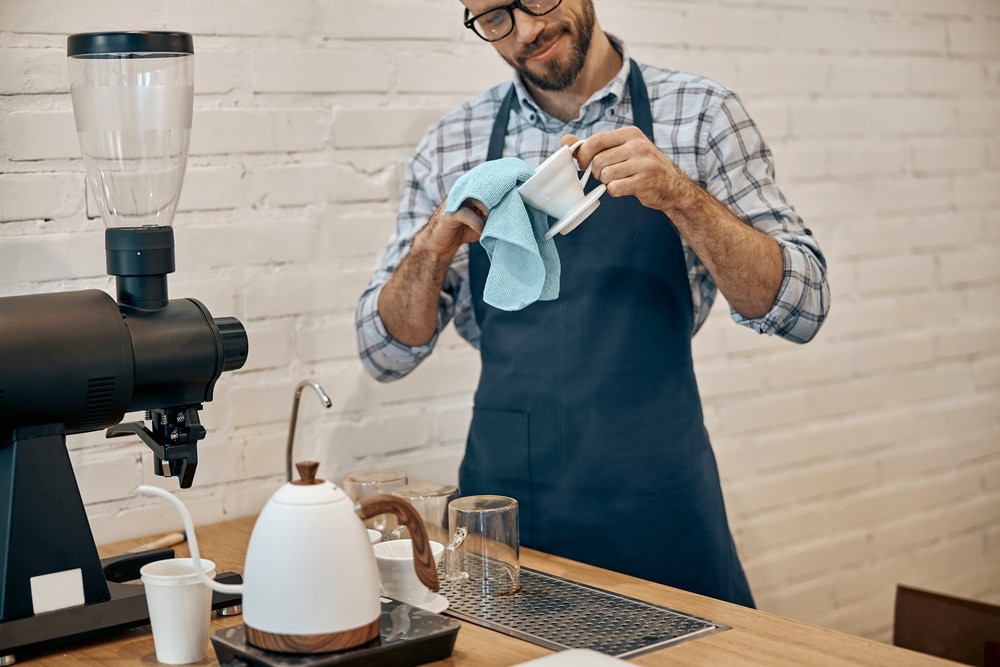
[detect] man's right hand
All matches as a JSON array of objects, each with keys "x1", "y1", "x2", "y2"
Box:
[{"x1": 416, "y1": 198, "x2": 489, "y2": 260}]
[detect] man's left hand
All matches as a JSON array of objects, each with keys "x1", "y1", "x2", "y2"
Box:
[{"x1": 563, "y1": 128, "x2": 696, "y2": 216}]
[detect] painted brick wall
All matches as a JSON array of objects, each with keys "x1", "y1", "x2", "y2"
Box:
[{"x1": 1, "y1": 0, "x2": 998, "y2": 644}]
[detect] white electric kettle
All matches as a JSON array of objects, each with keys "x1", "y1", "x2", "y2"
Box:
[{"x1": 135, "y1": 460, "x2": 438, "y2": 654}]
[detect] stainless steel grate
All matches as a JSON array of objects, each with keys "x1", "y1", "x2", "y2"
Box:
[{"x1": 439, "y1": 567, "x2": 728, "y2": 658}]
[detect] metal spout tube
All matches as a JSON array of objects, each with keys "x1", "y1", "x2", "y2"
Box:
[{"x1": 285, "y1": 380, "x2": 332, "y2": 481}]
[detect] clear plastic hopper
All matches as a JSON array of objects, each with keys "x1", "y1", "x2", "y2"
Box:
[{"x1": 67, "y1": 31, "x2": 193, "y2": 230}]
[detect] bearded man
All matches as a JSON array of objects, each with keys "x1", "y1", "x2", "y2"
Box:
[{"x1": 356, "y1": 0, "x2": 829, "y2": 606}]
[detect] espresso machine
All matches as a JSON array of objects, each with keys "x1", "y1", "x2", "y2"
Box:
[{"x1": 0, "y1": 31, "x2": 247, "y2": 662}]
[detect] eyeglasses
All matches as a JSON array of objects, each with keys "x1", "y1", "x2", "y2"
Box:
[{"x1": 463, "y1": 0, "x2": 563, "y2": 43}]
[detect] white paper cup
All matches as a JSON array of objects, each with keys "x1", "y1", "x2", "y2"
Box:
[
  {"x1": 373, "y1": 539, "x2": 444, "y2": 606},
  {"x1": 140, "y1": 557, "x2": 216, "y2": 665}
]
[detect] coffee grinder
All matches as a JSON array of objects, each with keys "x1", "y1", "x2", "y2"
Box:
[{"x1": 0, "y1": 31, "x2": 247, "y2": 662}]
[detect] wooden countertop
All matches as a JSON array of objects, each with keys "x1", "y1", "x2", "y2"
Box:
[{"x1": 21, "y1": 516, "x2": 954, "y2": 666}]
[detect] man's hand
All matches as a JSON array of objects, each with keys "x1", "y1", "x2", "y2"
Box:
[
  {"x1": 563, "y1": 128, "x2": 697, "y2": 215},
  {"x1": 561, "y1": 129, "x2": 783, "y2": 320},
  {"x1": 416, "y1": 198, "x2": 489, "y2": 260}
]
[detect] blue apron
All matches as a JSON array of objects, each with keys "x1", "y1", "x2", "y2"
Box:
[{"x1": 462, "y1": 60, "x2": 754, "y2": 607}]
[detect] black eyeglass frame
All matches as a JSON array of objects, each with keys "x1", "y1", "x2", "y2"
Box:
[{"x1": 463, "y1": 0, "x2": 563, "y2": 42}]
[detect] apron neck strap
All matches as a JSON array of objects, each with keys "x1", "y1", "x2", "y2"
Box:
[{"x1": 488, "y1": 58, "x2": 652, "y2": 160}]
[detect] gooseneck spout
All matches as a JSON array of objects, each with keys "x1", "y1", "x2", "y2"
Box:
[
  {"x1": 286, "y1": 380, "x2": 333, "y2": 482},
  {"x1": 134, "y1": 485, "x2": 241, "y2": 595}
]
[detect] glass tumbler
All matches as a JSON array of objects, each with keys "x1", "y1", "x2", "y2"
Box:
[
  {"x1": 445, "y1": 495, "x2": 520, "y2": 598},
  {"x1": 391, "y1": 482, "x2": 460, "y2": 544},
  {"x1": 342, "y1": 469, "x2": 408, "y2": 538}
]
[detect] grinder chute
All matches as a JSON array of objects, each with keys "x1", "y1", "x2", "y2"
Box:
[{"x1": 0, "y1": 31, "x2": 247, "y2": 661}]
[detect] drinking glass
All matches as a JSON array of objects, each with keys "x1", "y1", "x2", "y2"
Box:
[
  {"x1": 391, "y1": 482, "x2": 460, "y2": 544},
  {"x1": 445, "y1": 495, "x2": 520, "y2": 598},
  {"x1": 342, "y1": 469, "x2": 408, "y2": 537}
]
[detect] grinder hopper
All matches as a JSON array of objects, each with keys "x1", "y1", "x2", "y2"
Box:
[{"x1": 68, "y1": 30, "x2": 193, "y2": 231}]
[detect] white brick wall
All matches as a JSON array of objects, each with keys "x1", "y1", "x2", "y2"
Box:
[{"x1": 2, "y1": 0, "x2": 998, "y2": 645}]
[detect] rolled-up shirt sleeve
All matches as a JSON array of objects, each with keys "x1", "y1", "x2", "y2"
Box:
[
  {"x1": 356, "y1": 282, "x2": 443, "y2": 381},
  {"x1": 356, "y1": 145, "x2": 459, "y2": 382},
  {"x1": 700, "y1": 92, "x2": 830, "y2": 343}
]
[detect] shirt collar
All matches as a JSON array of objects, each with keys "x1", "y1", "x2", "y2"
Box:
[{"x1": 511, "y1": 33, "x2": 631, "y2": 124}]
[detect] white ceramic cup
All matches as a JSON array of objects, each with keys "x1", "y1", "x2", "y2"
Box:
[
  {"x1": 373, "y1": 539, "x2": 444, "y2": 607},
  {"x1": 518, "y1": 139, "x2": 593, "y2": 222},
  {"x1": 140, "y1": 557, "x2": 216, "y2": 665},
  {"x1": 368, "y1": 528, "x2": 383, "y2": 545}
]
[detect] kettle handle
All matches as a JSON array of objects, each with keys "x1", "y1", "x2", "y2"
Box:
[{"x1": 357, "y1": 494, "x2": 440, "y2": 592}]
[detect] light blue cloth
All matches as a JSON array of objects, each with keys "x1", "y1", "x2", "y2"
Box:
[{"x1": 445, "y1": 157, "x2": 560, "y2": 311}]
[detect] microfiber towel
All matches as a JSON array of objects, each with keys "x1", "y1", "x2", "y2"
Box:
[{"x1": 445, "y1": 157, "x2": 560, "y2": 311}]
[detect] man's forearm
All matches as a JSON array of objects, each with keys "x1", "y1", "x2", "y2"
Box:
[
  {"x1": 378, "y1": 199, "x2": 487, "y2": 346},
  {"x1": 574, "y1": 127, "x2": 785, "y2": 320},
  {"x1": 377, "y1": 233, "x2": 456, "y2": 347},
  {"x1": 665, "y1": 183, "x2": 784, "y2": 320}
]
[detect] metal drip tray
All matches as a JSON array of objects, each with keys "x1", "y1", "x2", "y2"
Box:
[{"x1": 439, "y1": 567, "x2": 727, "y2": 658}]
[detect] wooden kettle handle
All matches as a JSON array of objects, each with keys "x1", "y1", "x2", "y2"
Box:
[{"x1": 357, "y1": 494, "x2": 440, "y2": 591}]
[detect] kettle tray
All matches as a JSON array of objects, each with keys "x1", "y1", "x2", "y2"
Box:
[{"x1": 212, "y1": 598, "x2": 459, "y2": 667}]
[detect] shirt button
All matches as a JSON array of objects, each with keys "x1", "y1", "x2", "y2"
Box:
[{"x1": 606, "y1": 107, "x2": 616, "y2": 117}]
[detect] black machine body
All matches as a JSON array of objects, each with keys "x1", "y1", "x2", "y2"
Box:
[{"x1": 0, "y1": 226, "x2": 249, "y2": 661}]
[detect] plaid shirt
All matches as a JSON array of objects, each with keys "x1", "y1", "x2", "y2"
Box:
[{"x1": 357, "y1": 36, "x2": 829, "y2": 381}]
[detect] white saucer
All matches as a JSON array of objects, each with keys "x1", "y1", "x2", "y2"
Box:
[
  {"x1": 543, "y1": 184, "x2": 607, "y2": 240},
  {"x1": 414, "y1": 592, "x2": 449, "y2": 613}
]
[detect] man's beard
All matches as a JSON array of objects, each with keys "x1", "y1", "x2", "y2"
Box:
[{"x1": 504, "y1": 0, "x2": 596, "y2": 92}]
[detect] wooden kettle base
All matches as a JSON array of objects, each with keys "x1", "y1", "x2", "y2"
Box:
[{"x1": 246, "y1": 618, "x2": 380, "y2": 654}]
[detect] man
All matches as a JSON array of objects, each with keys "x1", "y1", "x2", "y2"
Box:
[{"x1": 357, "y1": 0, "x2": 829, "y2": 607}]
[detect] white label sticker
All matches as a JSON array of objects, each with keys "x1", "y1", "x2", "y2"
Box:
[{"x1": 30, "y1": 568, "x2": 86, "y2": 614}]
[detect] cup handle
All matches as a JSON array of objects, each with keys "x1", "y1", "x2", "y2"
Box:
[
  {"x1": 568, "y1": 139, "x2": 591, "y2": 186},
  {"x1": 444, "y1": 526, "x2": 469, "y2": 581}
]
